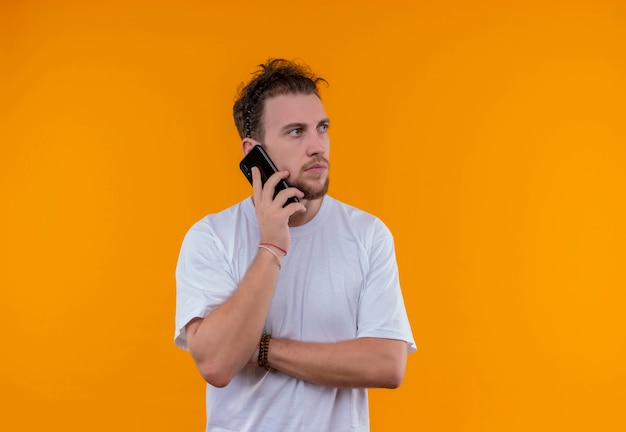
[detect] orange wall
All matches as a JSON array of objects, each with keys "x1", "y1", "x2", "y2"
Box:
[{"x1": 2, "y1": 1, "x2": 625, "y2": 431}]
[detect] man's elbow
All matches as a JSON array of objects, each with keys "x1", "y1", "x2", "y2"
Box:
[
  {"x1": 196, "y1": 360, "x2": 236, "y2": 388},
  {"x1": 188, "y1": 342, "x2": 238, "y2": 388},
  {"x1": 375, "y1": 358, "x2": 406, "y2": 389},
  {"x1": 378, "y1": 344, "x2": 407, "y2": 389},
  {"x1": 384, "y1": 365, "x2": 406, "y2": 389}
]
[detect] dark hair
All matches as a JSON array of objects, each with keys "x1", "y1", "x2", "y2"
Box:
[{"x1": 233, "y1": 58, "x2": 328, "y2": 140}]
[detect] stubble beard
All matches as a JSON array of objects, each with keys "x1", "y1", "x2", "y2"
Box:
[
  {"x1": 290, "y1": 157, "x2": 331, "y2": 200},
  {"x1": 291, "y1": 176, "x2": 330, "y2": 200}
]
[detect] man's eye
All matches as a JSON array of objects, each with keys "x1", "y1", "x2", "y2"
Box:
[
  {"x1": 319, "y1": 124, "x2": 329, "y2": 133},
  {"x1": 289, "y1": 129, "x2": 302, "y2": 136}
]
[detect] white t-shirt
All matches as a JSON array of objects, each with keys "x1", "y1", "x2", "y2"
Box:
[{"x1": 175, "y1": 195, "x2": 416, "y2": 432}]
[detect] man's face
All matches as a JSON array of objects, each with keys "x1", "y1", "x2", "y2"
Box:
[{"x1": 261, "y1": 93, "x2": 330, "y2": 200}]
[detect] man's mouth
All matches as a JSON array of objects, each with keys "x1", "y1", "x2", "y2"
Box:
[
  {"x1": 306, "y1": 163, "x2": 326, "y2": 170},
  {"x1": 304, "y1": 164, "x2": 327, "y2": 174},
  {"x1": 303, "y1": 159, "x2": 329, "y2": 172}
]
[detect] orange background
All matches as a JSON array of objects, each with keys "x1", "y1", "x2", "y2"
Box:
[{"x1": 2, "y1": 1, "x2": 625, "y2": 431}]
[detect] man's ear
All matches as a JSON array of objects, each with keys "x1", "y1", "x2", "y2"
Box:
[{"x1": 241, "y1": 138, "x2": 260, "y2": 155}]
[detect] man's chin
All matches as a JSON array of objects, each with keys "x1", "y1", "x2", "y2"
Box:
[{"x1": 295, "y1": 178, "x2": 330, "y2": 201}]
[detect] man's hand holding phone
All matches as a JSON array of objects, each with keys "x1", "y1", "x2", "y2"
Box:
[
  {"x1": 240, "y1": 145, "x2": 300, "y2": 207},
  {"x1": 250, "y1": 166, "x2": 305, "y2": 253}
]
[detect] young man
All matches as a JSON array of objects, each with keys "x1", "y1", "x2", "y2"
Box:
[{"x1": 175, "y1": 58, "x2": 416, "y2": 431}]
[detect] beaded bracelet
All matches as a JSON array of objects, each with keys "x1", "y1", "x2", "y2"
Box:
[
  {"x1": 258, "y1": 245, "x2": 282, "y2": 269},
  {"x1": 258, "y1": 333, "x2": 272, "y2": 371}
]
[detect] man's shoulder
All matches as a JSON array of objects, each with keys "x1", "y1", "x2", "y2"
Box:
[
  {"x1": 327, "y1": 196, "x2": 380, "y2": 223},
  {"x1": 188, "y1": 198, "x2": 252, "y2": 233},
  {"x1": 325, "y1": 196, "x2": 391, "y2": 237}
]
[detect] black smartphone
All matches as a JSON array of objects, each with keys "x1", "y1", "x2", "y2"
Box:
[{"x1": 239, "y1": 144, "x2": 299, "y2": 206}]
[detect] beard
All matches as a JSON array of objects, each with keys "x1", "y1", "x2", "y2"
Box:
[
  {"x1": 292, "y1": 177, "x2": 330, "y2": 200},
  {"x1": 289, "y1": 156, "x2": 330, "y2": 200}
]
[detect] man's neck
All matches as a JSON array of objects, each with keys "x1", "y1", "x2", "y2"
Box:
[{"x1": 288, "y1": 196, "x2": 324, "y2": 227}]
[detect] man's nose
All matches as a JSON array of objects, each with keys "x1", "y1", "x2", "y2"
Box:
[{"x1": 307, "y1": 131, "x2": 327, "y2": 156}]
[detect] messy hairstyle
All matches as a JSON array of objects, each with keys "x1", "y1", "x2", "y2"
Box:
[{"x1": 233, "y1": 58, "x2": 328, "y2": 141}]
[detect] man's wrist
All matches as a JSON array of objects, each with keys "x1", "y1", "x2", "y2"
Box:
[
  {"x1": 259, "y1": 242, "x2": 288, "y2": 256},
  {"x1": 258, "y1": 333, "x2": 272, "y2": 371},
  {"x1": 258, "y1": 245, "x2": 282, "y2": 269}
]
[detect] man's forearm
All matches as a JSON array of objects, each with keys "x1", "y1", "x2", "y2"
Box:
[
  {"x1": 186, "y1": 250, "x2": 280, "y2": 387},
  {"x1": 266, "y1": 337, "x2": 407, "y2": 389}
]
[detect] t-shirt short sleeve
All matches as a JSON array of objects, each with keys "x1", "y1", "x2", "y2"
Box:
[
  {"x1": 174, "y1": 221, "x2": 238, "y2": 350},
  {"x1": 356, "y1": 219, "x2": 416, "y2": 354}
]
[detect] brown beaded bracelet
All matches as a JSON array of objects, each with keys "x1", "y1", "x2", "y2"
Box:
[{"x1": 257, "y1": 333, "x2": 272, "y2": 371}]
